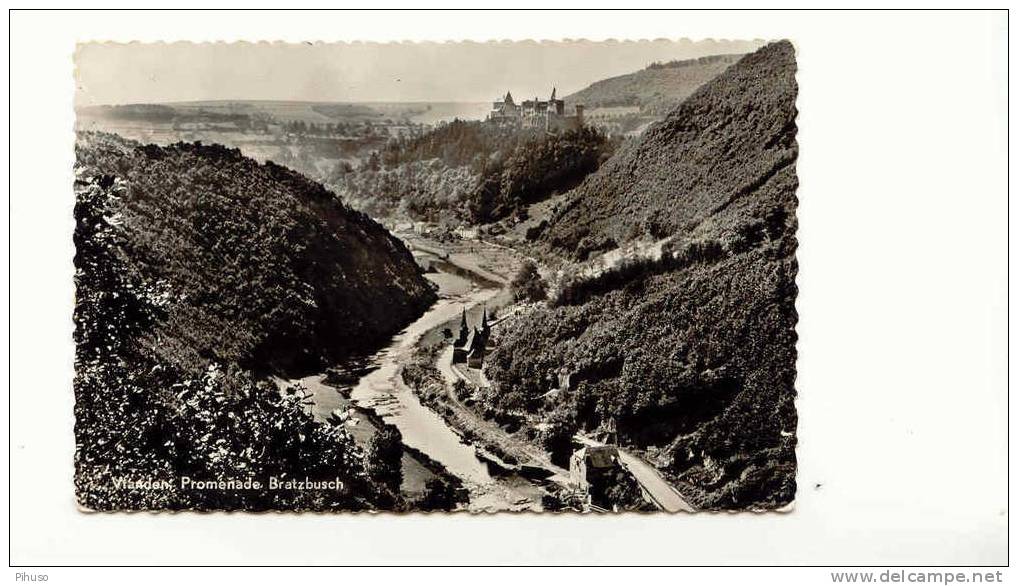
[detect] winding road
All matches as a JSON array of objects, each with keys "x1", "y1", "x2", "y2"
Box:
[
  {"x1": 315, "y1": 233, "x2": 695, "y2": 512},
  {"x1": 435, "y1": 346, "x2": 571, "y2": 484}
]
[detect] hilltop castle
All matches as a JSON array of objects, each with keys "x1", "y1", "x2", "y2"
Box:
[{"x1": 488, "y1": 88, "x2": 585, "y2": 132}]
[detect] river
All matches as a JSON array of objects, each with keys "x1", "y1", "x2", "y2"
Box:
[
  {"x1": 304, "y1": 252, "x2": 545, "y2": 511},
  {"x1": 347, "y1": 279, "x2": 499, "y2": 487}
]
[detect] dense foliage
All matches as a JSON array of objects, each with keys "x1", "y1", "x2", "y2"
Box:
[
  {"x1": 413, "y1": 478, "x2": 459, "y2": 511},
  {"x1": 469, "y1": 126, "x2": 611, "y2": 224},
  {"x1": 74, "y1": 174, "x2": 390, "y2": 510},
  {"x1": 377, "y1": 119, "x2": 524, "y2": 169},
  {"x1": 76, "y1": 133, "x2": 436, "y2": 374},
  {"x1": 365, "y1": 424, "x2": 404, "y2": 493},
  {"x1": 588, "y1": 464, "x2": 647, "y2": 511},
  {"x1": 540, "y1": 407, "x2": 578, "y2": 468},
  {"x1": 74, "y1": 135, "x2": 437, "y2": 510},
  {"x1": 538, "y1": 43, "x2": 797, "y2": 262},
  {"x1": 335, "y1": 159, "x2": 477, "y2": 222},
  {"x1": 487, "y1": 42, "x2": 799, "y2": 509},
  {"x1": 336, "y1": 121, "x2": 616, "y2": 224},
  {"x1": 510, "y1": 260, "x2": 549, "y2": 303}
]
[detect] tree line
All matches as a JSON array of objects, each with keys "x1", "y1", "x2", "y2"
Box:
[{"x1": 336, "y1": 120, "x2": 618, "y2": 225}]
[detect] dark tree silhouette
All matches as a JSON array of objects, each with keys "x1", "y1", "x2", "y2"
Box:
[
  {"x1": 510, "y1": 260, "x2": 548, "y2": 303},
  {"x1": 415, "y1": 478, "x2": 458, "y2": 511},
  {"x1": 365, "y1": 424, "x2": 404, "y2": 493},
  {"x1": 541, "y1": 407, "x2": 578, "y2": 468}
]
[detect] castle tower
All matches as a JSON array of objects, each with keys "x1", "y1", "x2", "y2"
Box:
[{"x1": 550, "y1": 87, "x2": 565, "y2": 116}]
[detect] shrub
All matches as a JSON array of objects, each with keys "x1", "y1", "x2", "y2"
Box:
[
  {"x1": 365, "y1": 424, "x2": 404, "y2": 493},
  {"x1": 510, "y1": 260, "x2": 548, "y2": 303},
  {"x1": 540, "y1": 407, "x2": 579, "y2": 468},
  {"x1": 414, "y1": 478, "x2": 459, "y2": 511}
]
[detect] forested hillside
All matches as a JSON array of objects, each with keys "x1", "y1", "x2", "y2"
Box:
[
  {"x1": 74, "y1": 133, "x2": 436, "y2": 510},
  {"x1": 486, "y1": 41, "x2": 799, "y2": 509},
  {"x1": 75, "y1": 134, "x2": 435, "y2": 373},
  {"x1": 337, "y1": 120, "x2": 616, "y2": 224},
  {"x1": 564, "y1": 54, "x2": 741, "y2": 115},
  {"x1": 538, "y1": 44, "x2": 795, "y2": 260}
]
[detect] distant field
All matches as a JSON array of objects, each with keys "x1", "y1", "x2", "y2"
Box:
[
  {"x1": 73, "y1": 117, "x2": 286, "y2": 163},
  {"x1": 375, "y1": 102, "x2": 491, "y2": 124},
  {"x1": 74, "y1": 100, "x2": 492, "y2": 183},
  {"x1": 78, "y1": 100, "x2": 491, "y2": 125}
]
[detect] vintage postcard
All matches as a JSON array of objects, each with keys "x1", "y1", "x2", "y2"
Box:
[{"x1": 73, "y1": 38, "x2": 799, "y2": 513}]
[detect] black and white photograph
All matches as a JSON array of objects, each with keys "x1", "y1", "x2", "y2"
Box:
[
  {"x1": 7, "y1": 6, "x2": 1009, "y2": 573},
  {"x1": 72, "y1": 38, "x2": 799, "y2": 513}
]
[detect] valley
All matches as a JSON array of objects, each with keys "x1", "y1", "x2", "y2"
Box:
[{"x1": 74, "y1": 40, "x2": 798, "y2": 513}]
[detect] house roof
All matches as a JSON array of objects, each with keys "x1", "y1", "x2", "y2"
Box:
[
  {"x1": 465, "y1": 327, "x2": 486, "y2": 355},
  {"x1": 581, "y1": 446, "x2": 618, "y2": 469}
]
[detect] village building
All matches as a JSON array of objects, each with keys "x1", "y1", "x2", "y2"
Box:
[
  {"x1": 568, "y1": 444, "x2": 649, "y2": 511},
  {"x1": 451, "y1": 306, "x2": 491, "y2": 368},
  {"x1": 452, "y1": 309, "x2": 470, "y2": 363},
  {"x1": 488, "y1": 88, "x2": 585, "y2": 132},
  {"x1": 569, "y1": 445, "x2": 623, "y2": 495},
  {"x1": 465, "y1": 328, "x2": 486, "y2": 369},
  {"x1": 454, "y1": 309, "x2": 469, "y2": 346},
  {"x1": 479, "y1": 306, "x2": 491, "y2": 342}
]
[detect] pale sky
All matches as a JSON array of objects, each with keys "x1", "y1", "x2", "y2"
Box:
[{"x1": 75, "y1": 39, "x2": 766, "y2": 107}]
